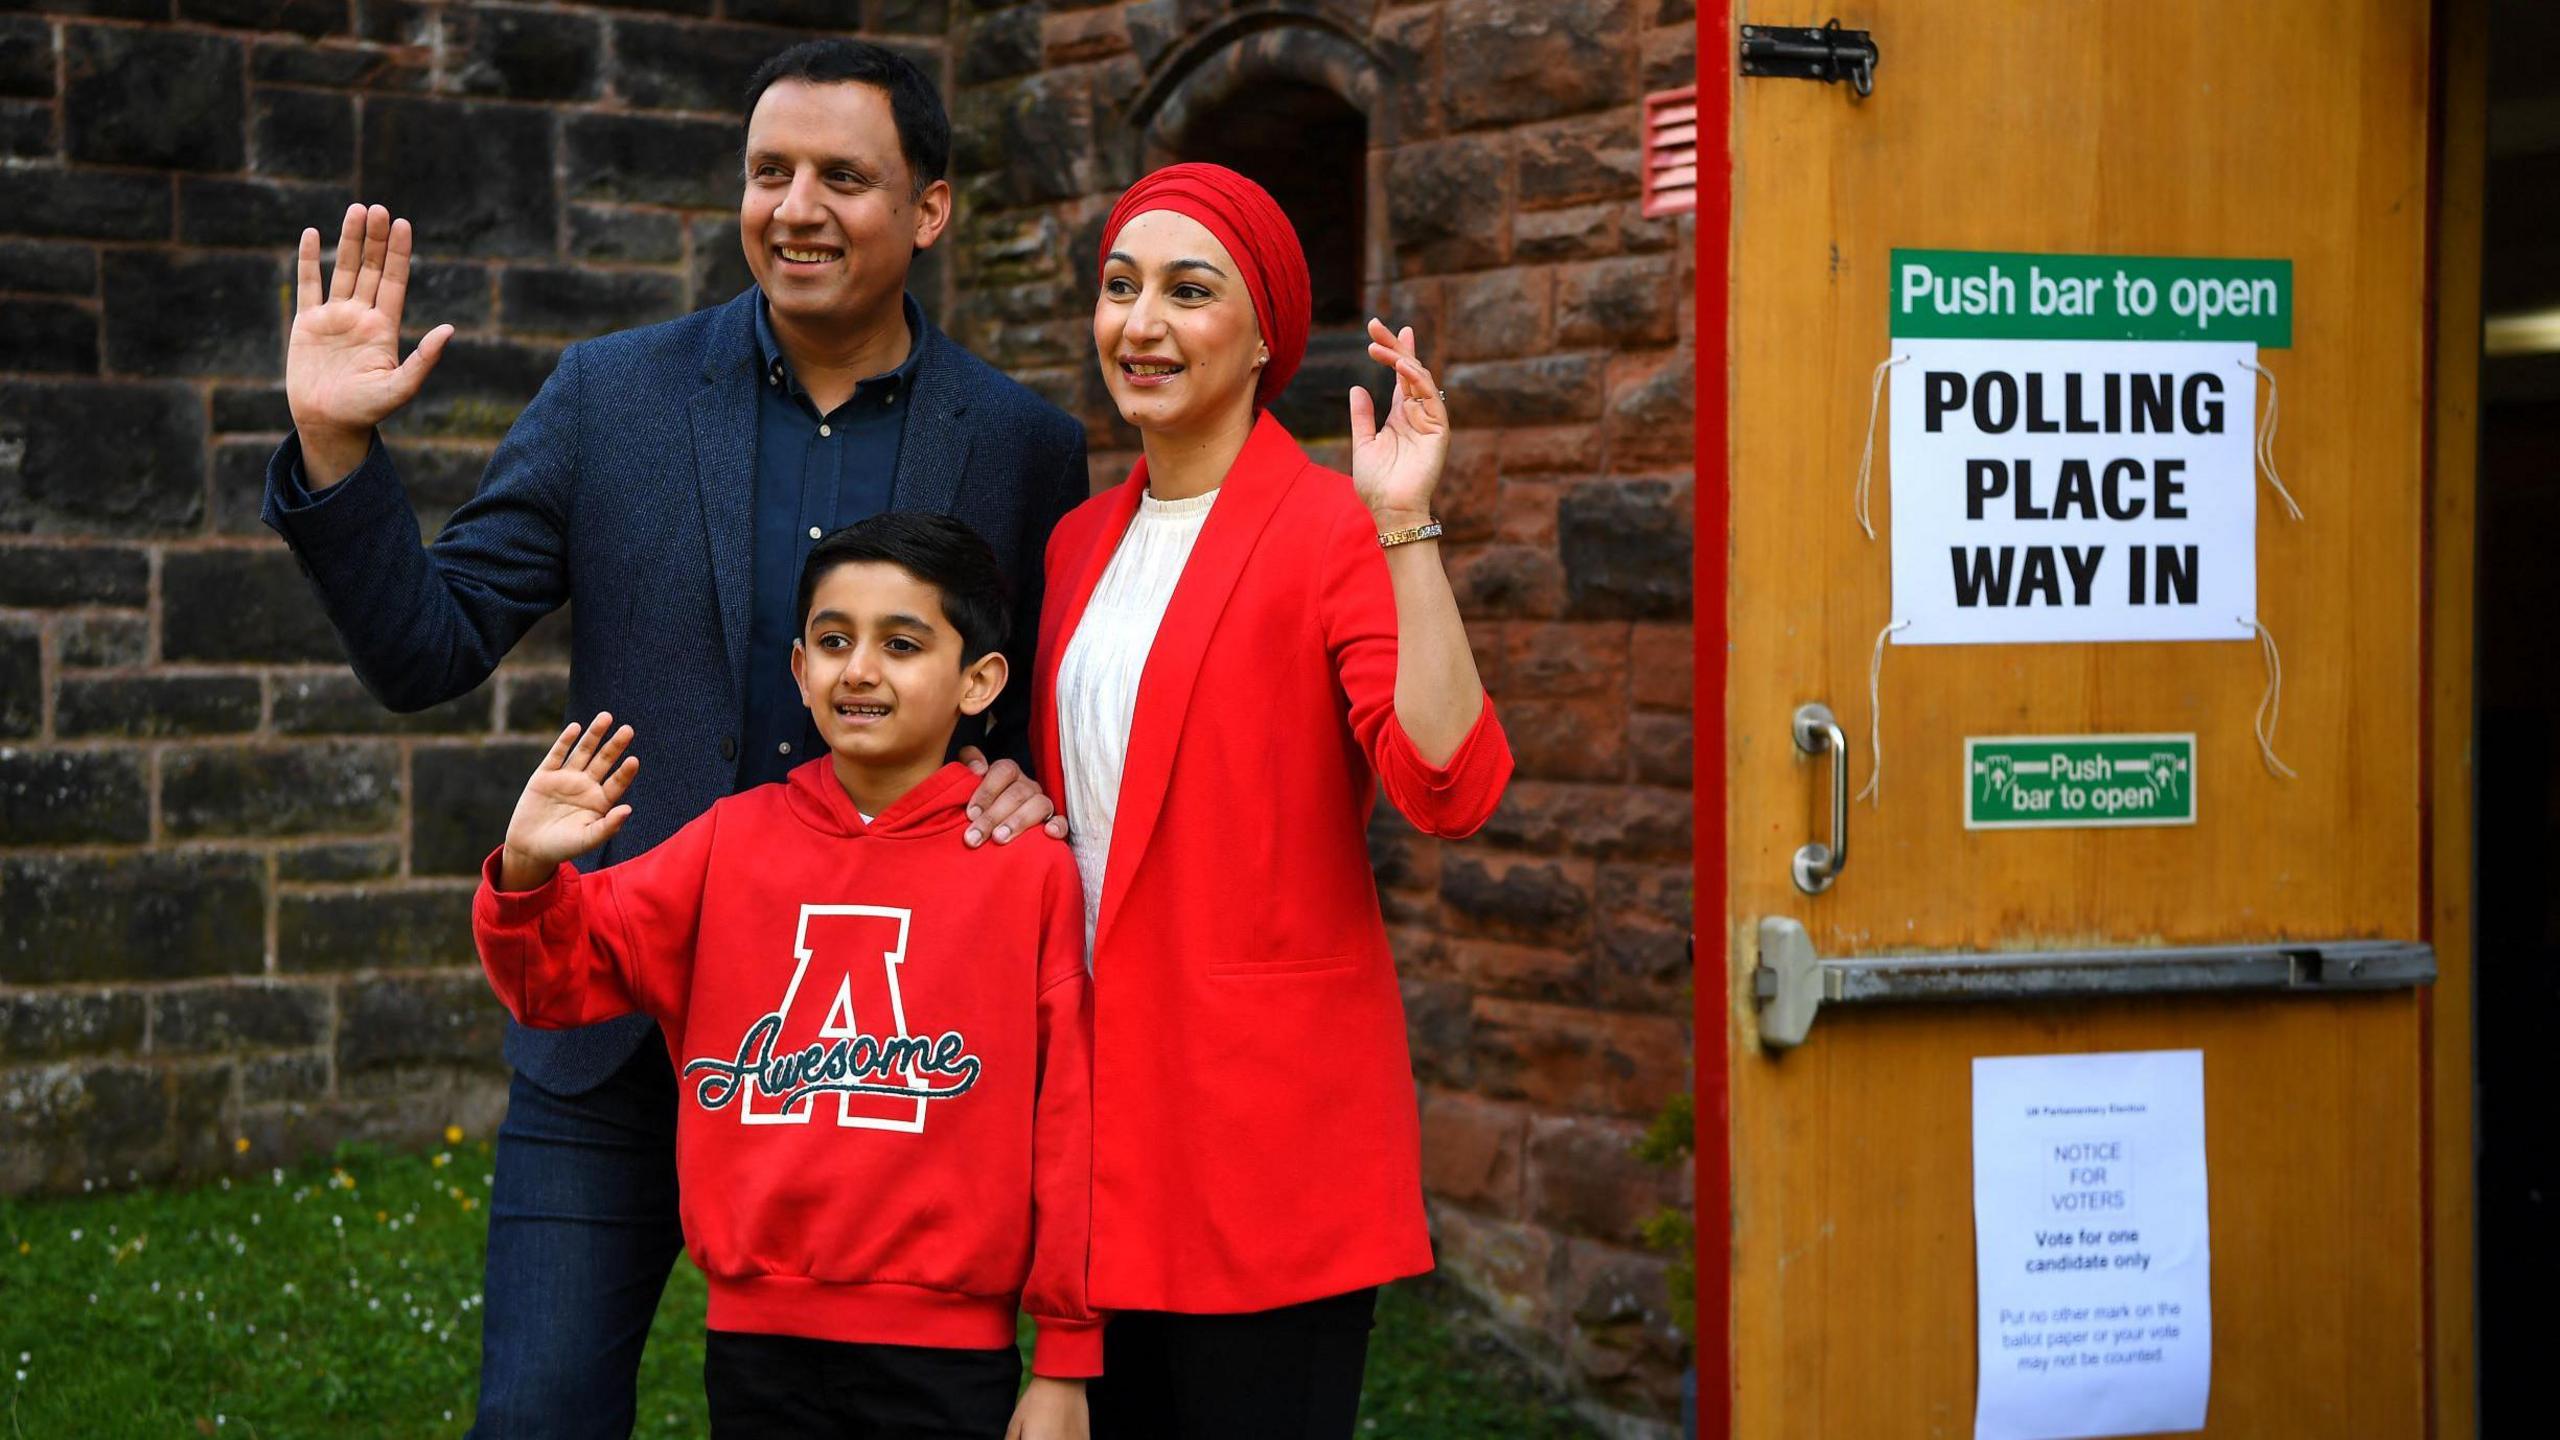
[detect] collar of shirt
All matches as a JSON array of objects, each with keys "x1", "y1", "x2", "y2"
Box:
[{"x1": 753, "y1": 290, "x2": 930, "y2": 417}]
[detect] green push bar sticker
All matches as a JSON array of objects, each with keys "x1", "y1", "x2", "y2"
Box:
[
  {"x1": 1892, "y1": 249, "x2": 2292, "y2": 346},
  {"x1": 1967, "y1": 734, "x2": 2196, "y2": 830}
]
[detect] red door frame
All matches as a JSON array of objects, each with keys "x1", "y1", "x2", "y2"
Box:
[{"x1": 1690, "y1": 3, "x2": 1735, "y2": 1435}]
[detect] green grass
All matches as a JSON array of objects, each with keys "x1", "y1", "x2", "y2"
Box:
[{"x1": 0, "y1": 1141, "x2": 1595, "y2": 1438}]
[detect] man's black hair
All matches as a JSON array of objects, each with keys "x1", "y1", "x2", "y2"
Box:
[
  {"x1": 796, "y1": 513, "x2": 1012, "y2": 666},
  {"x1": 743, "y1": 39, "x2": 950, "y2": 191}
]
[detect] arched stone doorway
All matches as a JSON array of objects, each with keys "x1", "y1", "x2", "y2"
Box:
[{"x1": 1125, "y1": 18, "x2": 1393, "y2": 439}]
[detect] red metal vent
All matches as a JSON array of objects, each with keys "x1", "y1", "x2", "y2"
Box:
[{"x1": 1642, "y1": 85, "x2": 1700, "y2": 217}]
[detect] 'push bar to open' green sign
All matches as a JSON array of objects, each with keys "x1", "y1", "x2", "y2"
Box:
[{"x1": 1966, "y1": 735, "x2": 2197, "y2": 829}]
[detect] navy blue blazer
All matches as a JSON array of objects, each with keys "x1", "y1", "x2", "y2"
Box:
[{"x1": 263, "y1": 288, "x2": 1091, "y2": 1093}]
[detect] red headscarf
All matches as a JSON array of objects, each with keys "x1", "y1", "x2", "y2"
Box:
[{"x1": 1098, "y1": 162, "x2": 1312, "y2": 408}]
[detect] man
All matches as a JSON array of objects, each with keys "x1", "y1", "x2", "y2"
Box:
[{"x1": 264, "y1": 40, "x2": 1086, "y2": 1437}]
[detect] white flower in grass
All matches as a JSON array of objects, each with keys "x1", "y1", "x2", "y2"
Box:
[{"x1": 68, "y1": 1229, "x2": 81, "y2": 1241}]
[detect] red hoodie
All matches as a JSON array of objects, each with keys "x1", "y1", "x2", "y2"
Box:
[{"x1": 471, "y1": 760, "x2": 1101, "y2": 1377}]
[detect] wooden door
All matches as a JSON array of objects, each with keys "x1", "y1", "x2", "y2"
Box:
[{"x1": 1699, "y1": 2, "x2": 2476, "y2": 1436}]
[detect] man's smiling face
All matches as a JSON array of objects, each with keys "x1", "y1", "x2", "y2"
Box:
[{"x1": 739, "y1": 79, "x2": 949, "y2": 332}]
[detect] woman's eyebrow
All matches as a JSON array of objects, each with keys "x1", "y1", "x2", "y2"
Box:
[{"x1": 1103, "y1": 250, "x2": 1230, "y2": 280}]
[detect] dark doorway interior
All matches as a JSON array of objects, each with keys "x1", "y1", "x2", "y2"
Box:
[
  {"x1": 1162, "y1": 79, "x2": 1375, "y2": 439},
  {"x1": 2475, "y1": 3, "x2": 2560, "y2": 1427}
]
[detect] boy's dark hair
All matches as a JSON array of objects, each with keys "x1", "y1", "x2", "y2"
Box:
[
  {"x1": 743, "y1": 40, "x2": 950, "y2": 192},
  {"x1": 796, "y1": 513, "x2": 1012, "y2": 666}
]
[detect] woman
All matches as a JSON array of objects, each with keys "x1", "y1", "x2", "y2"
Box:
[{"x1": 1029, "y1": 163, "x2": 1514, "y2": 1437}]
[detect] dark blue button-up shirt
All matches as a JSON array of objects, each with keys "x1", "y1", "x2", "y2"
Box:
[{"x1": 736, "y1": 294, "x2": 923, "y2": 789}]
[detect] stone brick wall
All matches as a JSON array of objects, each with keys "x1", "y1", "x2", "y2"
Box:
[{"x1": 2, "y1": 1, "x2": 1695, "y2": 1429}]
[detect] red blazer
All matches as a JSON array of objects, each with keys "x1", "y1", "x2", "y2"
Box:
[{"x1": 1031, "y1": 411, "x2": 1514, "y2": 1314}]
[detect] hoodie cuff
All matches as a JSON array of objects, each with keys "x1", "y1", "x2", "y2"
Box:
[
  {"x1": 476, "y1": 846, "x2": 575, "y2": 925},
  {"x1": 1030, "y1": 1316, "x2": 1106, "y2": 1379}
]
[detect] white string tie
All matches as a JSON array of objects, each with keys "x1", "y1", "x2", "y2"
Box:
[
  {"x1": 2237, "y1": 358, "x2": 2303, "y2": 521},
  {"x1": 1855, "y1": 618, "x2": 1912, "y2": 805},
  {"x1": 2239, "y1": 614, "x2": 2297, "y2": 779},
  {"x1": 1854, "y1": 354, "x2": 1910, "y2": 541}
]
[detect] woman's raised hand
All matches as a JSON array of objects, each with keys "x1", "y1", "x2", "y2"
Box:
[
  {"x1": 498, "y1": 713, "x2": 639, "y2": 892},
  {"x1": 1348, "y1": 317, "x2": 1452, "y2": 528},
  {"x1": 287, "y1": 203, "x2": 455, "y2": 486}
]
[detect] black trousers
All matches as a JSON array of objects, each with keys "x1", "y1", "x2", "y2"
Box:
[
  {"x1": 1087, "y1": 1287, "x2": 1379, "y2": 1440},
  {"x1": 704, "y1": 1330, "x2": 1021, "y2": 1440}
]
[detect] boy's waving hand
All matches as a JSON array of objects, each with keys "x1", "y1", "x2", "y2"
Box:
[{"x1": 500, "y1": 713, "x2": 640, "y2": 892}]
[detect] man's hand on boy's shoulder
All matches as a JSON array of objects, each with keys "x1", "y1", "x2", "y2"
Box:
[
  {"x1": 498, "y1": 712, "x2": 639, "y2": 891},
  {"x1": 958, "y1": 748, "x2": 1071, "y2": 848},
  {"x1": 1004, "y1": 1376, "x2": 1088, "y2": 1440}
]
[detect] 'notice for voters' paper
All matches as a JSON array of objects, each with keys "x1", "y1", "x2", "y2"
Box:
[{"x1": 1972, "y1": 1049, "x2": 2211, "y2": 1440}]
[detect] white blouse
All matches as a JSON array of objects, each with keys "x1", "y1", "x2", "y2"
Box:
[{"x1": 1055, "y1": 486, "x2": 1218, "y2": 956}]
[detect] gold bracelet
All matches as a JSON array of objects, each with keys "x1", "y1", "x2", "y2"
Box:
[{"x1": 1377, "y1": 519, "x2": 1443, "y2": 549}]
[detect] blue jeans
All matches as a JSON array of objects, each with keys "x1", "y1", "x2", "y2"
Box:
[{"x1": 470, "y1": 1042, "x2": 685, "y2": 1439}]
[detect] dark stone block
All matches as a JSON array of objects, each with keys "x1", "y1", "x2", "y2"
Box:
[
  {"x1": 252, "y1": 87, "x2": 355, "y2": 181},
  {"x1": 957, "y1": 7, "x2": 1042, "y2": 84},
  {"x1": 211, "y1": 385, "x2": 290, "y2": 433},
  {"x1": 1386, "y1": 139, "x2": 1507, "y2": 274},
  {"x1": 56, "y1": 675, "x2": 265, "y2": 738},
  {"x1": 689, "y1": 215, "x2": 754, "y2": 311},
  {"x1": 0, "y1": 1063, "x2": 175, "y2": 1193},
  {"x1": 0, "y1": 990, "x2": 147, "y2": 1062},
  {"x1": 0, "y1": 18, "x2": 51, "y2": 99},
  {"x1": 566, "y1": 112, "x2": 740, "y2": 210},
  {"x1": 613, "y1": 18, "x2": 803, "y2": 114},
  {"x1": 500, "y1": 265, "x2": 686, "y2": 339},
  {"x1": 1560, "y1": 479, "x2": 1691, "y2": 619},
  {"x1": 410, "y1": 740, "x2": 548, "y2": 876},
  {"x1": 337, "y1": 971, "x2": 505, "y2": 1079},
  {"x1": 0, "y1": 851, "x2": 267, "y2": 985},
  {"x1": 502, "y1": 668, "x2": 570, "y2": 733},
  {"x1": 181, "y1": 0, "x2": 353, "y2": 38},
  {"x1": 449, "y1": 6, "x2": 601, "y2": 101},
  {"x1": 64, "y1": 25, "x2": 246, "y2": 172},
  {"x1": 250, "y1": 38, "x2": 426, "y2": 91},
  {"x1": 0, "y1": 240, "x2": 99, "y2": 296},
  {"x1": 351, "y1": 0, "x2": 437, "y2": 46},
  {"x1": 569, "y1": 205, "x2": 684, "y2": 264},
  {"x1": 279, "y1": 886, "x2": 477, "y2": 971},
  {"x1": 213, "y1": 439, "x2": 277, "y2": 533},
  {"x1": 1517, "y1": 114, "x2": 1642, "y2": 209},
  {"x1": 363, "y1": 98, "x2": 558, "y2": 259},
  {"x1": 1442, "y1": 0, "x2": 1632, "y2": 130},
  {"x1": 728, "y1": 0, "x2": 886, "y2": 24},
  {"x1": 277, "y1": 839, "x2": 401, "y2": 882},
  {"x1": 179, "y1": 176, "x2": 358, "y2": 249},
  {"x1": 161, "y1": 549, "x2": 347, "y2": 663},
  {"x1": 1442, "y1": 855, "x2": 1594, "y2": 944},
  {"x1": 55, "y1": 612, "x2": 147, "y2": 668},
  {"x1": 583, "y1": 0, "x2": 716, "y2": 14},
  {"x1": 161, "y1": 741, "x2": 401, "y2": 839},
  {"x1": 380, "y1": 337, "x2": 557, "y2": 439},
  {"x1": 1445, "y1": 354, "x2": 1606, "y2": 427},
  {"x1": 241, "y1": 1050, "x2": 329, "y2": 1102},
  {"x1": 386, "y1": 441, "x2": 491, "y2": 518},
  {"x1": 0, "y1": 168, "x2": 172, "y2": 241},
  {"x1": 0, "y1": 621, "x2": 35, "y2": 738},
  {"x1": 0, "y1": 749, "x2": 149, "y2": 845},
  {"x1": 405, "y1": 260, "x2": 495, "y2": 330},
  {"x1": 151, "y1": 982, "x2": 333, "y2": 1053},
  {"x1": 103, "y1": 251, "x2": 286, "y2": 378},
  {"x1": 274, "y1": 671, "x2": 494, "y2": 736},
  {"x1": 2, "y1": 98, "x2": 52, "y2": 160},
  {"x1": 873, "y1": 0, "x2": 950, "y2": 34},
  {"x1": 0, "y1": 380, "x2": 205, "y2": 536},
  {"x1": 0, "y1": 544, "x2": 149, "y2": 607},
  {"x1": 0, "y1": 298, "x2": 97, "y2": 374},
  {"x1": 967, "y1": 76, "x2": 1094, "y2": 206}
]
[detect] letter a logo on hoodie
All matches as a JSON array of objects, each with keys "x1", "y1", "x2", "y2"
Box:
[{"x1": 683, "y1": 904, "x2": 984, "y2": 1135}]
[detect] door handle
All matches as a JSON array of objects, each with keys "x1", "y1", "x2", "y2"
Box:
[{"x1": 1791, "y1": 702, "x2": 1848, "y2": 894}]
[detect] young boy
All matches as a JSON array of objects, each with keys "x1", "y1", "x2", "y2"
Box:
[{"x1": 473, "y1": 513, "x2": 1097, "y2": 1439}]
